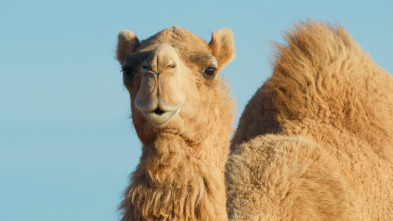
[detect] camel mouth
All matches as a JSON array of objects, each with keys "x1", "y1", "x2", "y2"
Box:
[
  {"x1": 144, "y1": 107, "x2": 181, "y2": 127},
  {"x1": 153, "y1": 108, "x2": 165, "y2": 115}
]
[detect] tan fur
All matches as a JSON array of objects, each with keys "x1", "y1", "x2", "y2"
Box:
[
  {"x1": 116, "y1": 26, "x2": 235, "y2": 220},
  {"x1": 226, "y1": 21, "x2": 393, "y2": 220},
  {"x1": 209, "y1": 29, "x2": 236, "y2": 69}
]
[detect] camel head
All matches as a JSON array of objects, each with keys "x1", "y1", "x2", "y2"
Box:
[{"x1": 116, "y1": 27, "x2": 235, "y2": 145}]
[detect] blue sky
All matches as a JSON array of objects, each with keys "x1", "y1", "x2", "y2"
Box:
[{"x1": 1, "y1": 0, "x2": 392, "y2": 220}]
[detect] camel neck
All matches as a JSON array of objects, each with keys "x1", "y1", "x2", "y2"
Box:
[{"x1": 119, "y1": 132, "x2": 229, "y2": 220}]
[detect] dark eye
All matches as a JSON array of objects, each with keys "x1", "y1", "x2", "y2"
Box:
[
  {"x1": 122, "y1": 66, "x2": 135, "y2": 79},
  {"x1": 203, "y1": 67, "x2": 217, "y2": 78}
]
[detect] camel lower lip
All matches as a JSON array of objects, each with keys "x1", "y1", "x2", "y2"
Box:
[{"x1": 144, "y1": 109, "x2": 179, "y2": 126}]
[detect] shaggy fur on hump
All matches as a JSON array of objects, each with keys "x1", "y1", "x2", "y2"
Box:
[{"x1": 226, "y1": 21, "x2": 393, "y2": 220}]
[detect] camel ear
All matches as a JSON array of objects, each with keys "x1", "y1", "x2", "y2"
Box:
[
  {"x1": 116, "y1": 30, "x2": 140, "y2": 64},
  {"x1": 208, "y1": 28, "x2": 235, "y2": 69}
]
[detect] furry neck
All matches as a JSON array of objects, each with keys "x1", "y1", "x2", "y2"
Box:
[{"x1": 120, "y1": 133, "x2": 228, "y2": 221}]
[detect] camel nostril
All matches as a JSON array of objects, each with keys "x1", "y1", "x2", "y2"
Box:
[
  {"x1": 162, "y1": 60, "x2": 176, "y2": 72},
  {"x1": 166, "y1": 62, "x2": 176, "y2": 69},
  {"x1": 141, "y1": 62, "x2": 151, "y2": 72},
  {"x1": 154, "y1": 108, "x2": 165, "y2": 115}
]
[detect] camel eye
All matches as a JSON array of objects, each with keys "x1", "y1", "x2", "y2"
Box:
[
  {"x1": 122, "y1": 66, "x2": 135, "y2": 79},
  {"x1": 203, "y1": 67, "x2": 217, "y2": 78}
]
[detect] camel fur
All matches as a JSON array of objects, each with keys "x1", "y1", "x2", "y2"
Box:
[
  {"x1": 116, "y1": 26, "x2": 235, "y2": 220},
  {"x1": 226, "y1": 21, "x2": 393, "y2": 220}
]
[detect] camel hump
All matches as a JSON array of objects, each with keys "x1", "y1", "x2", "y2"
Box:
[
  {"x1": 266, "y1": 20, "x2": 364, "y2": 121},
  {"x1": 255, "y1": 20, "x2": 393, "y2": 149}
]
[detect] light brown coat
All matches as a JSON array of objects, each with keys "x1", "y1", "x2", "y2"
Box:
[{"x1": 226, "y1": 21, "x2": 393, "y2": 220}]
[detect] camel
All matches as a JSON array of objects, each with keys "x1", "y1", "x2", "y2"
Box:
[
  {"x1": 225, "y1": 21, "x2": 393, "y2": 220},
  {"x1": 116, "y1": 21, "x2": 393, "y2": 221},
  {"x1": 116, "y1": 26, "x2": 235, "y2": 220}
]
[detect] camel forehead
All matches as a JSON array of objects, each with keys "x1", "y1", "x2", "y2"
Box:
[{"x1": 137, "y1": 26, "x2": 211, "y2": 54}]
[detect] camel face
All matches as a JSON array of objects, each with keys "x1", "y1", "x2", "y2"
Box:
[
  {"x1": 130, "y1": 43, "x2": 187, "y2": 127},
  {"x1": 116, "y1": 27, "x2": 234, "y2": 144}
]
